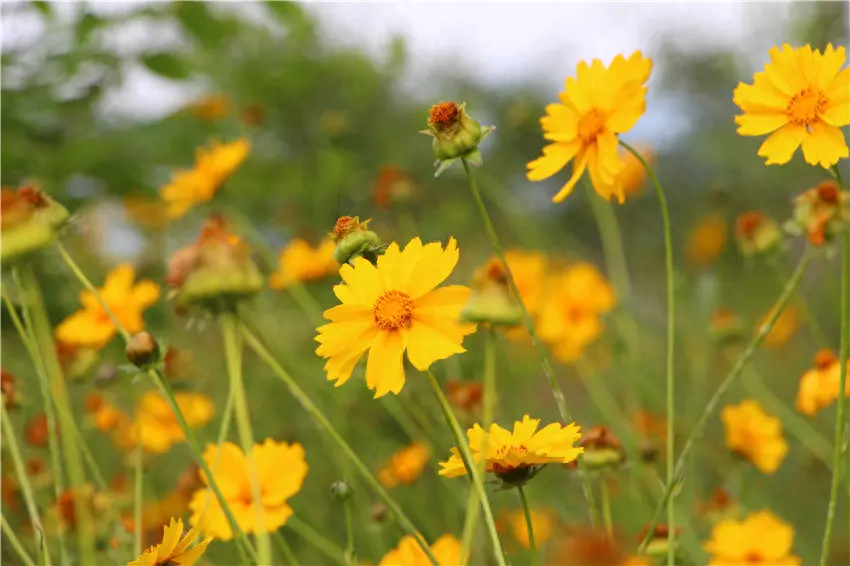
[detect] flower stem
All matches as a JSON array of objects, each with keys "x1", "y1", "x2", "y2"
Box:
[
  {"x1": 238, "y1": 321, "x2": 440, "y2": 566},
  {"x1": 460, "y1": 157, "x2": 599, "y2": 526},
  {"x1": 344, "y1": 497, "x2": 356, "y2": 565},
  {"x1": 273, "y1": 531, "x2": 300, "y2": 566},
  {"x1": 426, "y1": 369, "x2": 507, "y2": 566},
  {"x1": 2, "y1": 512, "x2": 37, "y2": 566},
  {"x1": 134, "y1": 437, "x2": 143, "y2": 556},
  {"x1": 818, "y1": 169, "x2": 850, "y2": 566},
  {"x1": 287, "y1": 516, "x2": 348, "y2": 565},
  {"x1": 600, "y1": 480, "x2": 613, "y2": 539},
  {"x1": 619, "y1": 140, "x2": 676, "y2": 566},
  {"x1": 518, "y1": 485, "x2": 537, "y2": 566},
  {"x1": 637, "y1": 247, "x2": 812, "y2": 553}
]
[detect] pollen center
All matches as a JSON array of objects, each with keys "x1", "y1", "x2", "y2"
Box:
[
  {"x1": 373, "y1": 290, "x2": 413, "y2": 331},
  {"x1": 787, "y1": 87, "x2": 827, "y2": 129},
  {"x1": 743, "y1": 551, "x2": 764, "y2": 563},
  {"x1": 577, "y1": 108, "x2": 606, "y2": 143}
]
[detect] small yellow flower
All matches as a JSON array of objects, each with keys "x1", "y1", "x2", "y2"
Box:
[
  {"x1": 269, "y1": 238, "x2": 338, "y2": 290},
  {"x1": 703, "y1": 510, "x2": 800, "y2": 565},
  {"x1": 55, "y1": 263, "x2": 160, "y2": 350},
  {"x1": 685, "y1": 212, "x2": 728, "y2": 267},
  {"x1": 503, "y1": 507, "x2": 556, "y2": 550},
  {"x1": 115, "y1": 391, "x2": 214, "y2": 454},
  {"x1": 315, "y1": 237, "x2": 476, "y2": 398},
  {"x1": 379, "y1": 534, "x2": 461, "y2": 566},
  {"x1": 128, "y1": 517, "x2": 212, "y2": 566},
  {"x1": 438, "y1": 415, "x2": 583, "y2": 485},
  {"x1": 378, "y1": 442, "x2": 431, "y2": 489},
  {"x1": 527, "y1": 51, "x2": 652, "y2": 203},
  {"x1": 759, "y1": 305, "x2": 800, "y2": 347},
  {"x1": 188, "y1": 440, "x2": 307, "y2": 540},
  {"x1": 733, "y1": 44, "x2": 849, "y2": 168},
  {"x1": 796, "y1": 349, "x2": 850, "y2": 416},
  {"x1": 720, "y1": 399, "x2": 788, "y2": 474},
  {"x1": 160, "y1": 138, "x2": 250, "y2": 219}
]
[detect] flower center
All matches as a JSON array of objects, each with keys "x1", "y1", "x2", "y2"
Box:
[
  {"x1": 577, "y1": 108, "x2": 606, "y2": 144},
  {"x1": 736, "y1": 212, "x2": 764, "y2": 238},
  {"x1": 814, "y1": 348, "x2": 838, "y2": 370},
  {"x1": 495, "y1": 444, "x2": 529, "y2": 459},
  {"x1": 373, "y1": 290, "x2": 413, "y2": 331},
  {"x1": 743, "y1": 551, "x2": 764, "y2": 563},
  {"x1": 786, "y1": 87, "x2": 827, "y2": 129},
  {"x1": 816, "y1": 181, "x2": 840, "y2": 203},
  {"x1": 428, "y1": 101, "x2": 459, "y2": 130}
]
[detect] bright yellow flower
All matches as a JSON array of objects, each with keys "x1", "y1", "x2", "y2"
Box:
[
  {"x1": 378, "y1": 442, "x2": 431, "y2": 489},
  {"x1": 55, "y1": 263, "x2": 160, "y2": 349},
  {"x1": 188, "y1": 440, "x2": 307, "y2": 540},
  {"x1": 733, "y1": 44, "x2": 849, "y2": 168},
  {"x1": 128, "y1": 517, "x2": 212, "y2": 566},
  {"x1": 703, "y1": 510, "x2": 801, "y2": 565},
  {"x1": 115, "y1": 391, "x2": 214, "y2": 454},
  {"x1": 438, "y1": 415, "x2": 583, "y2": 480},
  {"x1": 503, "y1": 507, "x2": 556, "y2": 549},
  {"x1": 527, "y1": 51, "x2": 652, "y2": 203},
  {"x1": 759, "y1": 305, "x2": 800, "y2": 347},
  {"x1": 720, "y1": 399, "x2": 788, "y2": 474},
  {"x1": 315, "y1": 237, "x2": 476, "y2": 398},
  {"x1": 269, "y1": 238, "x2": 338, "y2": 290},
  {"x1": 796, "y1": 349, "x2": 850, "y2": 416},
  {"x1": 685, "y1": 212, "x2": 728, "y2": 266},
  {"x1": 379, "y1": 534, "x2": 461, "y2": 566},
  {"x1": 160, "y1": 138, "x2": 250, "y2": 219}
]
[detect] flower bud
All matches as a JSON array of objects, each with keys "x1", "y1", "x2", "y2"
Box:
[
  {"x1": 638, "y1": 524, "x2": 680, "y2": 557},
  {"x1": 125, "y1": 332, "x2": 160, "y2": 369},
  {"x1": 461, "y1": 259, "x2": 523, "y2": 326},
  {"x1": 329, "y1": 479, "x2": 353, "y2": 501},
  {"x1": 575, "y1": 426, "x2": 625, "y2": 470},
  {"x1": 1, "y1": 186, "x2": 68, "y2": 264},
  {"x1": 421, "y1": 101, "x2": 495, "y2": 176},
  {"x1": 709, "y1": 307, "x2": 744, "y2": 344},
  {"x1": 370, "y1": 502, "x2": 390, "y2": 524},
  {"x1": 330, "y1": 216, "x2": 383, "y2": 265},
  {"x1": 785, "y1": 181, "x2": 850, "y2": 247},
  {"x1": 735, "y1": 210, "x2": 782, "y2": 257}
]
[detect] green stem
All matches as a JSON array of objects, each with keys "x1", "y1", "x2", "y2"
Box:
[
  {"x1": 425, "y1": 370, "x2": 506, "y2": 566},
  {"x1": 768, "y1": 257, "x2": 828, "y2": 346},
  {"x1": 287, "y1": 281, "x2": 325, "y2": 327},
  {"x1": 134, "y1": 438, "x2": 143, "y2": 556},
  {"x1": 2, "y1": 512, "x2": 37, "y2": 566},
  {"x1": 273, "y1": 531, "x2": 300, "y2": 566},
  {"x1": 600, "y1": 480, "x2": 613, "y2": 539},
  {"x1": 344, "y1": 498, "x2": 356, "y2": 565},
  {"x1": 460, "y1": 157, "x2": 599, "y2": 527},
  {"x1": 288, "y1": 516, "x2": 347, "y2": 566},
  {"x1": 239, "y1": 322, "x2": 440, "y2": 566},
  {"x1": 518, "y1": 485, "x2": 537, "y2": 566},
  {"x1": 637, "y1": 247, "x2": 812, "y2": 553}
]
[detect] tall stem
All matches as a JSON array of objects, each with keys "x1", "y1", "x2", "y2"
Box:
[
  {"x1": 134, "y1": 436, "x2": 143, "y2": 556},
  {"x1": 518, "y1": 485, "x2": 537, "y2": 566},
  {"x1": 343, "y1": 497, "x2": 356, "y2": 565},
  {"x1": 460, "y1": 157, "x2": 599, "y2": 526},
  {"x1": 600, "y1": 479, "x2": 614, "y2": 539},
  {"x1": 2, "y1": 513, "x2": 37, "y2": 566},
  {"x1": 287, "y1": 516, "x2": 347, "y2": 565}
]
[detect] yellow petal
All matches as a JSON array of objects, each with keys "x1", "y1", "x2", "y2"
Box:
[
  {"x1": 405, "y1": 238, "x2": 460, "y2": 300},
  {"x1": 539, "y1": 103, "x2": 579, "y2": 136},
  {"x1": 816, "y1": 44, "x2": 846, "y2": 91},
  {"x1": 734, "y1": 112, "x2": 789, "y2": 136},
  {"x1": 825, "y1": 66, "x2": 850, "y2": 106},
  {"x1": 158, "y1": 517, "x2": 184, "y2": 557},
  {"x1": 366, "y1": 331, "x2": 406, "y2": 397},
  {"x1": 526, "y1": 141, "x2": 582, "y2": 182},
  {"x1": 756, "y1": 123, "x2": 806, "y2": 165},
  {"x1": 552, "y1": 147, "x2": 589, "y2": 203},
  {"x1": 55, "y1": 309, "x2": 115, "y2": 349},
  {"x1": 821, "y1": 98, "x2": 850, "y2": 127},
  {"x1": 131, "y1": 280, "x2": 161, "y2": 309},
  {"x1": 405, "y1": 318, "x2": 467, "y2": 371},
  {"x1": 414, "y1": 285, "x2": 471, "y2": 311},
  {"x1": 764, "y1": 44, "x2": 807, "y2": 96},
  {"x1": 800, "y1": 122, "x2": 849, "y2": 168},
  {"x1": 172, "y1": 537, "x2": 212, "y2": 565}
]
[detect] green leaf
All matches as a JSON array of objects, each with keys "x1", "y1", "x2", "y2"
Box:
[
  {"x1": 140, "y1": 53, "x2": 191, "y2": 80},
  {"x1": 264, "y1": 0, "x2": 304, "y2": 23},
  {"x1": 173, "y1": 1, "x2": 224, "y2": 48},
  {"x1": 31, "y1": 1, "x2": 52, "y2": 18},
  {"x1": 76, "y1": 12, "x2": 104, "y2": 45}
]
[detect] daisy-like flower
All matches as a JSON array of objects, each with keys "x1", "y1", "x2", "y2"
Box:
[
  {"x1": 501, "y1": 507, "x2": 556, "y2": 550},
  {"x1": 703, "y1": 510, "x2": 800, "y2": 565},
  {"x1": 733, "y1": 44, "x2": 849, "y2": 168},
  {"x1": 114, "y1": 391, "x2": 214, "y2": 454},
  {"x1": 188, "y1": 440, "x2": 307, "y2": 540},
  {"x1": 438, "y1": 415, "x2": 583, "y2": 486},
  {"x1": 315, "y1": 237, "x2": 476, "y2": 398},
  {"x1": 378, "y1": 442, "x2": 431, "y2": 489},
  {"x1": 55, "y1": 263, "x2": 160, "y2": 350},
  {"x1": 160, "y1": 138, "x2": 250, "y2": 219},
  {"x1": 269, "y1": 238, "x2": 338, "y2": 290},
  {"x1": 379, "y1": 534, "x2": 461, "y2": 566},
  {"x1": 796, "y1": 349, "x2": 850, "y2": 416},
  {"x1": 720, "y1": 399, "x2": 788, "y2": 474},
  {"x1": 128, "y1": 517, "x2": 212, "y2": 566},
  {"x1": 527, "y1": 51, "x2": 653, "y2": 203}
]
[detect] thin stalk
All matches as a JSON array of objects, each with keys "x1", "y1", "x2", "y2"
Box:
[
  {"x1": 638, "y1": 247, "x2": 812, "y2": 552},
  {"x1": 425, "y1": 370, "x2": 506, "y2": 566},
  {"x1": 273, "y1": 531, "x2": 300, "y2": 566},
  {"x1": 460, "y1": 157, "x2": 599, "y2": 526},
  {"x1": 239, "y1": 322, "x2": 440, "y2": 566},
  {"x1": 2, "y1": 513, "x2": 37, "y2": 566},
  {"x1": 344, "y1": 498, "x2": 356, "y2": 565},
  {"x1": 288, "y1": 516, "x2": 347, "y2": 565},
  {"x1": 134, "y1": 437, "x2": 143, "y2": 556},
  {"x1": 518, "y1": 485, "x2": 537, "y2": 566},
  {"x1": 768, "y1": 257, "x2": 828, "y2": 346},
  {"x1": 600, "y1": 480, "x2": 614, "y2": 539}
]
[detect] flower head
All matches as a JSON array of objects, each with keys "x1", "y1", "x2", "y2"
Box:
[
  {"x1": 527, "y1": 51, "x2": 652, "y2": 203},
  {"x1": 735, "y1": 211, "x2": 783, "y2": 257},
  {"x1": 445, "y1": 379, "x2": 484, "y2": 416},
  {"x1": 785, "y1": 180, "x2": 850, "y2": 246},
  {"x1": 115, "y1": 391, "x2": 214, "y2": 454},
  {"x1": 379, "y1": 534, "x2": 461, "y2": 566},
  {"x1": 189, "y1": 440, "x2": 307, "y2": 540},
  {"x1": 316, "y1": 237, "x2": 476, "y2": 398},
  {"x1": 549, "y1": 528, "x2": 649, "y2": 566},
  {"x1": 421, "y1": 102, "x2": 494, "y2": 176},
  {"x1": 128, "y1": 517, "x2": 212, "y2": 566},
  {"x1": 502, "y1": 507, "x2": 556, "y2": 550},
  {"x1": 572, "y1": 426, "x2": 626, "y2": 470},
  {"x1": 269, "y1": 238, "x2": 338, "y2": 290},
  {"x1": 759, "y1": 305, "x2": 800, "y2": 347},
  {"x1": 733, "y1": 44, "x2": 849, "y2": 168},
  {"x1": 721, "y1": 399, "x2": 788, "y2": 474},
  {"x1": 796, "y1": 349, "x2": 850, "y2": 416},
  {"x1": 373, "y1": 165, "x2": 418, "y2": 209},
  {"x1": 698, "y1": 487, "x2": 737, "y2": 523},
  {"x1": 378, "y1": 442, "x2": 431, "y2": 489},
  {"x1": 1, "y1": 185, "x2": 68, "y2": 263},
  {"x1": 710, "y1": 307, "x2": 745, "y2": 344},
  {"x1": 329, "y1": 216, "x2": 383, "y2": 265},
  {"x1": 703, "y1": 510, "x2": 800, "y2": 565},
  {"x1": 686, "y1": 212, "x2": 728, "y2": 267}
]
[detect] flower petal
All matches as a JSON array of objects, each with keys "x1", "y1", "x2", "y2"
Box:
[
  {"x1": 551, "y1": 147, "x2": 589, "y2": 203},
  {"x1": 526, "y1": 141, "x2": 582, "y2": 182},
  {"x1": 756, "y1": 123, "x2": 806, "y2": 165},
  {"x1": 365, "y1": 331, "x2": 406, "y2": 398},
  {"x1": 734, "y1": 112, "x2": 789, "y2": 136},
  {"x1": 801, "y1": 122, "x2": 849, "y2": 168},
  {"x1": 405, "y1": 318, "x2": 467, "y2": 371},
  {"x1": 405, "y1": 237, "x2": 460, "y2": 299}
]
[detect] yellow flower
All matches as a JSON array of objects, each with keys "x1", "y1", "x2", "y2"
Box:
[
  {"x1": 685, "y1": 212, "x2": 728, "y2": 266},
  {"x1": 315, "y1": 237, "x2": 476, "y2": 398},
  {"x1": 188, "y1": 440, "x2": 307, "y2": 540},
  {"x1": 123, "y1": 195, "x2": 170, "y2": 232},
  {"x1": 378, "y1": 442, "x2": 431, "y2": 489},
  {"x1": 733, "y1": 44, "x2": 849, "y2": 168},
  {"x1": 160, "y1": 138, "x2": 250, "y2": 219},
  {"x1": 269, "y1": 238, "x2": 338, "y2": 290},
  {"x1": 379, "y1": 534, "x2": 461, "y2": 566},
  {"x1": 527, "y1": 51, "x2": 653, "y2": 203},
  {"x1": 116, "y1": 391, "x2": 214, "y2": 454},
  {"x1": 477, "y1": 250, "x2": 548, "y2": 315},
  {"x1": 55, "y1": 263, "x2": 160, "y2": 349},
  {"x1": 128, "y1": 517, "x2": 212, "y2": 566},
  {"x1": 796, "y1": 349, "x2": 850, "y2": 416},
  {"x1": 720, "y1": 399, "x2": 788, "y2": 474},
  {"x1": 759, "y1": 305, "x2": 800, "y2": 347},
  {"x1": 503, "y1": 507, "x2": 556, "y2": 549},
  {"x1": 703, "y1": 510, "x2": 801, "y2": 565},
  {"x1": 438, "y1": 415, "x2": 583, "y2": 483}
]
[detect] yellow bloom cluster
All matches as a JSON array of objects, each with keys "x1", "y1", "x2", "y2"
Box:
[{"x1": 721, "y1": 399, "x2": 788, "y2": 474}]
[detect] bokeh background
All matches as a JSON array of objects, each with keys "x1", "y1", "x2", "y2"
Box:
[{"x1": 2, "y1": 1, "x2": 850, "y2": 565}]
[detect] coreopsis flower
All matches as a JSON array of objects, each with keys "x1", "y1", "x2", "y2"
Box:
[
  {"x1": 378, "y1": 442, "x2": 431, "y2": 489},
  {"x1": 379, "y1": 534, "x2": 461, "y2": 566},
  {"x1": 115, "y1": 391, "x2": 214, "y2": 454},
  {"x1": 421, "y1": 101, "x2": 494, "y2": 176},
  {"x1": 785, "y1": 180, "x2": 850, "y2": 246},
  {"x1": 315, "y1": 237, "x2": 475, "y2": 398},
  {"x1": 698, "y1": 487, "x2": 737, "y2": 522},
  {"x1": 1, "y1": 185, "x2": 69, "y2": 263},
  {"x1": 721, "y1": 399, "x2": 788, "y2": 474},
  {"x1": 438, "y1": 415, "x2": 583, "y2": 487},
  {"x1": 189, "y1": 440, "x2": 307, "y2": 540},
  {"x1": 733, "y1": 44, "x2": 849, "y2": 168},
  {"x1": 527, "y1": 51, "x2": 652, "y2": 203},
  {"x1": 160, "y1": 138, "x2": 250, "y2": 219},
  {"x1": 685, "y1": 212, "x2": 728, "y2": 266},
  {"x1": 703, "y1": 510, "x2": 800, "y2": 565},
  {"x1": 329, "y1": 216, "x2": 383, "y2": 265},
  {"x1": 186, "y1": 94, "x2": 230, "y2": 121},
  {"x1": 55, "y1": 263, "x2": 160, "y2": 350},
  {"x1": 638, "y1": 524, "x2": 681, "y2": 557},
  {"x1": 128, "y1": 517, "x2": 212, "y2": 566},
  {"x1": 537, "y1": 263, "x2": 616, "y2": 363},
  {"x1": 796, "y1": 349, "x2": 850, "y2": 416},
  {"x1": 735, "y1": 211, "x2": 782, "y2": 257},
  {"x1": 759, "y1": 305, "x2": 800, "y2": 347},
  {"x1": 373, "y1": 165, "x2": 418, "y2": 208},
  {"x1": 502, "y1": 507, "x2": 556, "y2": 550},
  {"x1": 268, "y1": 238, "x2": 338, "y2": 290},
  {"x1": 710, "y1": 307, "x2": 745, "y2": 344},
  {"x1": 571, "y1": 426, "x2": 626, "y2": 470},
  {"x1": 123, "y1": 195, "x2": 170, "y2": 232},
  {"x1": 548, "y1": 528, "x2": 649, "y2": 566}
]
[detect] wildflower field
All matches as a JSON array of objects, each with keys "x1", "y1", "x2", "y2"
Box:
[{"x1": 2, "y1": 2, "x2": 850, "y2": 565}]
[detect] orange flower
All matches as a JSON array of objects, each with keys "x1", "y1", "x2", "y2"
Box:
[
  {"x1": 268, "y1": 238, "x2": 338, "y2": 290},
  {"x1": 734, "y1": 211, "x2": 782, "y2": 257},
  {"x1": 686, "y1": 212, "x2": 728, "y2": 266},
  {"x1": 187, "y1": 94, "x2": 230, "y2": 121},
  {"x1": 502, "y1": 507, "x2": 556, "y2": 549},
  {"x1": 786, "y1": 180, "x2": 850, "y2": 246},
  {"x1": 445, "y1": 379, "x2": 483, "y2": 415},
  {"x1": 759, "y1": 305, "x2": 800, "y2": 347},
  {"x1": 796, "y1": 349, "x2": 850, "y2": 416},
  {"x1": 115, "y1": 391, "x2": 214, "y2": 454},
  {"x1": 26, "y1": 413, "x2": 52, "y2": 447},
  {"x1": 378, "y1": 442, "x2": 431, "y2": 489},
  {"x1": 373, "y1": 165, "x2": 418, "y2": 208},
  {"x1": 721, "y1": 399, "x2": 788, "y2": 474}
]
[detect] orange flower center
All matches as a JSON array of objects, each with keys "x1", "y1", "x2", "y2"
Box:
[
  {"x1": 495, "y1": 444, "x2": 529, "y2": 459},
  {"x1": 373, "y1": 290, "x2": 413, "y2": 331},
  {"x1": 786, "y1": 87, "x2": 827, "y2": 129},
  {"x1": 743, "y1": 551, "x2": 765, "y2": 563},
  {"x1": 736, "y1": 212, "x2": 764, "y2": 239},
  {"x1": 428, "y1": 101, "x2": 459, "y2": 130},
  {"x1": 816, "y1": 181, "x2": 840, "y2": 203},
  {"x1": 814, "y1": 349, "x2": 838, "y2": 370},
  {"x1": 577, "y1": 109, "x2": 606, "y2": 144}
]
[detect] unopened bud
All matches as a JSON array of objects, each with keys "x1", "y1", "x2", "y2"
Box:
[
  {"x1": 785, "y1": 181, "x2": 850, "y2": 247},
  {"x1": 330, "y1": 479, "x2": 353, "y2": 501},
  {"x1": 577, "y1": 426, "x2": 626, "y2": 470},
  {"x1": 330, "y1": 216, "x2": 383, "y2": 265},
  {"x1": 126, "y1": 332, "x2": 160, "y2": 368},
  {"x1": 639, "y1": 524, "x2": 680, "y2": 557},
  {"x1": 421, "y1": 101, "x2": 495, "y2": 177},
  {"x1": 370, "y1": 502, "x2": 390, "y2": 524},
  {"x1": 461, "y1": 260, "x2": 523, "y2": 326},
  {"x1": 735, "y1": 211, "x2": 782, "y2": 258}
]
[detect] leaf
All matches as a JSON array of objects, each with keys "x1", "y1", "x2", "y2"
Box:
[
  {"x1": 173, "y1": 1, "x2": 224, "y2": 48},
  {"x1": 140, "y1": 53, "x2": 191, "y2": 80},
  {"x1": 76, "y1": 12, "x2": 103, "y2": 45},
  {"x1": 264, "y1": 0, "x2": 304, "y2": 23},
  {"x1": 31, "y1": 1, "x2": 52, "y2": 18}
]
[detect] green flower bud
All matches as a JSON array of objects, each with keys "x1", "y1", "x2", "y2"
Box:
[
  {"x1": 329, "y1": 479, "x2": 353, "y2": 501},
  {"x1": 1, "y1": 187, "x2": 67, "y2": 264},
  {"x1": 330, "y1": 216, "x2": 383, "y2": 265},
  {"x1": 460, "y1": 281, "x2": 523, "y2": 326},
  {"x1": 421, "y1": 102, "x2": 495, "y2": 177}
]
